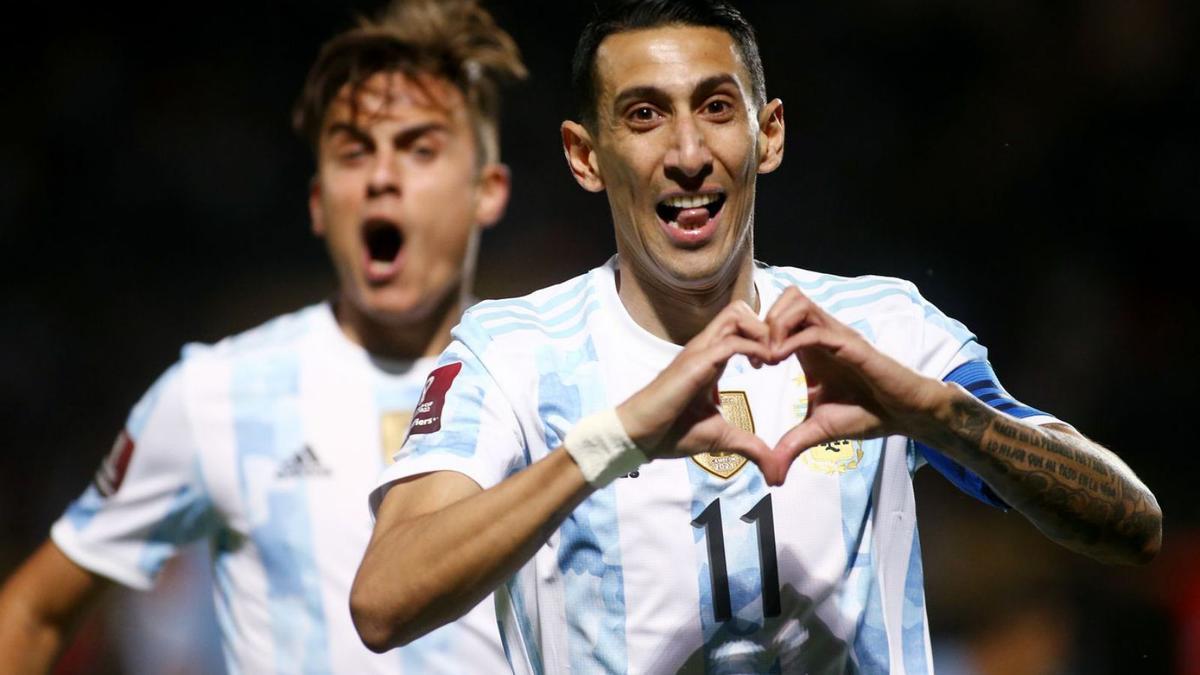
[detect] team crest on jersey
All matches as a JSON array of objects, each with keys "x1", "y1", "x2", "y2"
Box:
[
  {"x1": 380, "y1": 410, "x2": 413, "y2": 465},
  {"x1": 802, "y1": 439, "x2": 864, "y2": 474},
  {"x1": 692, "y1": 391, "x2": 754, "y2": 479},
  {"x1": 93, "y1": 429, "x2": 136, "y2": 497}
]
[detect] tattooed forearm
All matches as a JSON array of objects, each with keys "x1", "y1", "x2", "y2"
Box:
[{"x1": 939, "y1": 393, "x2": 1161, "y2": 565}]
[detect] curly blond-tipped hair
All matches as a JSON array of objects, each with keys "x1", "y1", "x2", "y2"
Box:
[{"x1": 293, "y1": 0, "x2": 527, "y2": 166}]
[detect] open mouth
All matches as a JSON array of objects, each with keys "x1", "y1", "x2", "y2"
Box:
[
  {"x1": 363, "y1": 218, "x2": 405, "y2": 264},
  {"x1": 361, "y1": 218, "x2": 406, "y2": 281},
  {"x1": 655, "y1": 192, "x2": 726, "y2": 228}
]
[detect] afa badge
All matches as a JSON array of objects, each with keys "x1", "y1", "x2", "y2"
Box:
[
  {"x1": 380, "y1": 410, "x2": 413, "y2": 465},
  {"x1": 802, "y1": 439, "x2": 864, "y2": 474},
  {"x1": 692, "y1": 391, "x2": 754, "y2": 479}
]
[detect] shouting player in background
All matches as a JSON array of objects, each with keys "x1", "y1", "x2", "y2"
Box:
[
  {"x1": 353, "y1": 1, "x2": 1161, "y2": 673},
  {"x1": 0, "y1": 0, "x2": 523, "y2": 672}
]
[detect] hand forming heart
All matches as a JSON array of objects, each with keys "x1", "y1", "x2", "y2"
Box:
[{"x1": 615, "y1": 286, "x2": 950, "y2": 486}]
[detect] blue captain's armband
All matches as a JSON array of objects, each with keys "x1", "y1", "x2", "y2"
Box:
[{"x1": 916, "y1": 360, "x2": 1052, "y2": 510}]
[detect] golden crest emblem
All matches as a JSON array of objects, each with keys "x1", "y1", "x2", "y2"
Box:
[
  {"x1": 380, "y1": 410, "x2": 413, "y2": 465},
  {"x1": 802, "y1": 439, "x2": 863, "y2": 474},
  {"x1": 692, "y1": 391, "x2": 754, "y2": 479}
]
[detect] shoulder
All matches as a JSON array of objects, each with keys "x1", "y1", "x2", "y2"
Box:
[
  {"x1": 762, "y1": 262, "x2": 981, "y2": 369},
  {"x1": 162, "y1": 303, "x2": 331, "y2": 401},
  {"x1": 174, "y1": 303, "x2": 329, "y2": 371},
  {"x1": 759, "y1": 263, "x2": 927, "y2": 322},
  {"x1": 453, "y1": 269, "x2": 602, "y2": 353},
  {"x1": 182, "y1": 303, "x2": 328, "y2": 362}
]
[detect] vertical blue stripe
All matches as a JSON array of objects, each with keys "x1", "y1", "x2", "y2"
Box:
[
  {"x1": 853, "y1": 576, "x2": 891, "y2": 674},
  {"x1": 839, "y1": 440, "x2": 889, "y2": 674},
  {"x1": 503, "y1": 573, "x2": 545, "y2": 675},
  {"x1": 539, "y1": 337, "x2": 632, "y2": 673},
  {"x1": 231, "y1": 350, "x2": 331, "y2": 674},
  {"x1": 901, "y1": 531, "x2": 930, "y2": 674}
]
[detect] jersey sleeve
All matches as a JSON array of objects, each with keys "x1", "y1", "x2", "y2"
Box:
[
  {"x1": 50, "y1": 363, "x2": 219, "y2": 590},
  {"x1": 903, "y1": 284, "x2": 1064, "y2": 510},
  {"x1": 369, "y1": 317, "x2": 527, "y2": 516}
]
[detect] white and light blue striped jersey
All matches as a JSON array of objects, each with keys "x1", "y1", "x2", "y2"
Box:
[
  {"x1": 52, "y1": 303, "x2": 508, "y2": 675},
  {"x1": 372, "y1": 257, "x2": 1062, "y2": 674}
]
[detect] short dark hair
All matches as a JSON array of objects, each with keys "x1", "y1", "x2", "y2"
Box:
[
  {"x1": 293, "y1": 0, "x2": 527, "y2": 165},
  {"x1": 571, "y1": 0, "x2": 766, "y2": 129}
]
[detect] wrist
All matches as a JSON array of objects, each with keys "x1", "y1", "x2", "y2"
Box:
[
  {"x1": 907, "y1": 379, "x2": 972, "y2": 451},
  {"x1": 564, "y1": 408, "x2": 649, "y2": 487}
]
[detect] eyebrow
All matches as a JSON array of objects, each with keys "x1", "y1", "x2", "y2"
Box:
[
  {"x1": 324, "y1": 121, "x2": 450, "y2": 145},
  {"x1": 612, "y1": 73, "x2": 743, "y2": 111},
  {"x1": 325, "y1": 122, "x2": 371, "y2": 143}
]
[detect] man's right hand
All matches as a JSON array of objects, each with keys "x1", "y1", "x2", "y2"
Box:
[{"x1": 615, "y1": 300, "x2": 775, "y2": 473}]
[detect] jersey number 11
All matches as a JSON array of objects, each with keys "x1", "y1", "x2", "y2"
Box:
[{"x1": 692, "y1": 494, "x2": 781, "y2": 622}]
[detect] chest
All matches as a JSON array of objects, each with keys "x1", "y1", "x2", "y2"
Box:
[{"x1": 198, "y1": 361, "x2": 427, "y2": 552}]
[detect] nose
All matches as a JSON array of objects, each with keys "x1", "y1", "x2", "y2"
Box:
[
  {"x1": 663, "y1": 116, "x2": 713, "y2": 182},
  {"x1": 366, "y1": 150, "x2": 401, "y2": 198}
]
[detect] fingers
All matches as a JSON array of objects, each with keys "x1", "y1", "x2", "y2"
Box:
[
  {"x1": 766, "y1": 422, "x2": 833, "y2": 486},
  {"x1": 764, "y1": 287, "x2": 809, "y2": 347},
  {"x1": 714, "y1": 426, "x2": 779, "y2": 483},
  {"x1": 703, "y1": 300, "x2": 768, "y2": 348},
  {"x1": 773, "y1": 325, "x2": 840, "y2": 363},
  {"x1": 707, "y1": 334, "x2": 773, "y2": 369}
]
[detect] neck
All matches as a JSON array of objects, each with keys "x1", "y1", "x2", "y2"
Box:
[
  {"x1": 333, "y1": 285, "x2": 465, "y2": 361},
  {"x1": 617, "y1": 253, "x2": 758, "y2": 345}
]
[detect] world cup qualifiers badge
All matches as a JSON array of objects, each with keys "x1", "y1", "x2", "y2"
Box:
[{"x1": 407, "y1": 362, "x2": 464, "y2": 437}]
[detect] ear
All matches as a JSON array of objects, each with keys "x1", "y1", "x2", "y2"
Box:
[
  {"x1": 756, "y1": 98, "x2": 785, "y2": 175},
  {"x1": 474, "y1": 162, "x2": 511, "y2": 229},
  {"x1": 308, "y1": 175, "x2": 326, "y2": 237},
  {"x1": 561, "y1": 120, "x2": 605, "y2": 193}
]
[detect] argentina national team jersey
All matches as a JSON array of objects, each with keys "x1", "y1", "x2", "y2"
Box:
[
  {"x1": 372, "y1": 257, "x2": 1061, "y2": 675},
  {"x1": 51, "y1": 303, "x2": 508, "y2": 675}
]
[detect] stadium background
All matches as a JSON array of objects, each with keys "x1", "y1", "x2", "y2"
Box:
[{"x1": 1, "y1": 0, "x2": 1196, "y2": 672}]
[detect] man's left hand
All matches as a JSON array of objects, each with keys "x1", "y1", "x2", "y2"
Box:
[{"x1": 758, "y1": 286, "x2": 950, "y2": 485}]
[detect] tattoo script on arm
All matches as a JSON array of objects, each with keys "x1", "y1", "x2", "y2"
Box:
[{"x1": 943, "y1": 395, "x2": 1160, "y2": 564}]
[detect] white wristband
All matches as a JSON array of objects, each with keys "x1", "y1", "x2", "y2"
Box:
[{"x1": 564, "y1": 408, "x2": 648, "y2": 487}]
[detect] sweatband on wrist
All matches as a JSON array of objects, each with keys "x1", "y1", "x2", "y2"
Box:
[{"x1": 564, "y1": 408, "x2": 648, "y2": 487}]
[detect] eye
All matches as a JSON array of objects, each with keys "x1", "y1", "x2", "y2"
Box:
[
  {"x1": 702, "y1": 99, "x2": 734, "y2": 120},
  {"x1": 626, "y1": 105, "x2": 664, "y2": 129},
  {"x1": 411, "y1": 143, "x2": 439, "y2": 161},
  {"x1": 336, "y1": 143, "x2": 369, "y2": 163}
]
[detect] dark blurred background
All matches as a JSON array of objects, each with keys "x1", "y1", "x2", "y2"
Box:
[{"x1": 2, "y1": 1, "x2": 1196, "y2": 673}]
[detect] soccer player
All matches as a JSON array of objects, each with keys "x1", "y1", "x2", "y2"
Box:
[
  {"x1": 0, "y1": 0, "x2": 524, "y2": 672},
  {"x1": 352, "y1": 1, "x2": 1162, "y2": 673}
]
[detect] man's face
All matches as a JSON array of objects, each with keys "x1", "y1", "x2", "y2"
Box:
[
  {"x1": 310, "y1": 71, "x2": 506, "y2": 326},
  {"x1": 572, "y1": 25, "x2": 782, "y2": 292}
]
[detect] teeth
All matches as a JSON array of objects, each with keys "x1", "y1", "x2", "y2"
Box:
[
  {"x1": 661, "y1": 193, "x2": 719, "y2": 209},
  {"x1": 368, "y1": 260, "x2": 394, "y2": 275}
]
